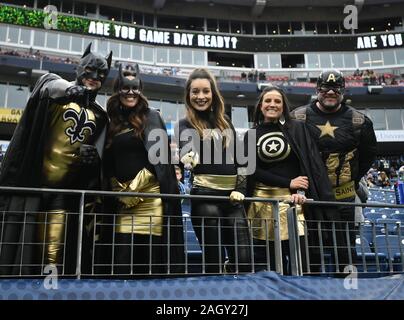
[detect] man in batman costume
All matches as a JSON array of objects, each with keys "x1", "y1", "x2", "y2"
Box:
[{"x1": 0, "y1": 43, "x2": 112, "y2": 276}]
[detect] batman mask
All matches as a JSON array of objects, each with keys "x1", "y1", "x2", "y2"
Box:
[
  {"x1": 76, "y1": 43, "x2": 112, "y2": 86},
  {"x1": 114, "y1": 63, "x2": 143, "y2": 97}
]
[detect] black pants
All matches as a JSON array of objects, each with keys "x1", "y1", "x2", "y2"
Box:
[
  {"x1": 191, "y1": 187, "x2": 252, "y2": 274},
  {"x1": 253, "y1": 237, "x2": 307, "y2": 275},
  {"x1": 336, "y1": 203, "x2": 357, "y2": 269},
  {"x1": 306, "y1": 203, "x2": 356, "y2": 274},
  {"x1": 113, "y1": 233, "x2": 163, "y2": 276}
]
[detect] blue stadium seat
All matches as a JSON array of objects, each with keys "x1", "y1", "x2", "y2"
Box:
[
  {"x1": 363, "y1": 207, "x2": 375, "y2": 215},
  {"x1": 368, "y1": 189, "x2": 397, "y2": 204},
  {"x1": 381, "y1": 208, "x2": 401, "y2": 216},
  {"x1": 393, "y1": 224, "x2": 404, "y2": 235},
  {"x1": 355, "y1": 236, "x2": 389, "y2": 276},
  {"x1": 355, "y1": 236, "x2": 372, "y2": 255},
  {"x1": 391, "y1": 214, "x2": 404, "y2": 223},
  {"x1": 364, "y1": 212, "x2": 390, "y2": 222},
  {"x1": 358, "y1": 223, "x2": 385, "y2": 244},
  {"x1": 374, "y1": 235, "x2": 404, "y2": 271},
  {"x1": 375, "y1": 218, "x2": 401, "y2": 234}
]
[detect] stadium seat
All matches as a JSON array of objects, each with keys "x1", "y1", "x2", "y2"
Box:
[
  {"x1": 391, "y1": 214, "x2": 404, "y2": 223},
  {"x1": 355, "y1": 236, "x2": 388, "y2": 275},
  {"x1": 375, "y1": 218, "x2": 401, "y2": 234},
  {"x1": 364, "y1": 212, "x2": 390, "y2": 222},
  {"x1": 355, "y1": 236, "x2": 372, "y2": 255},
  {"x1": 374, "y1": 235, "x2": 404, "y2": 271},
  {"x1": 358, "y1": 223, "x2": 385, "y2": 244}
]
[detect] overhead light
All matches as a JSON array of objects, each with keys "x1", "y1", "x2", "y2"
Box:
[
  {"x1": 17, "y1": 70, "x2": 27, "y2": 75},
  {"x1": 236, "y1": 93, "x2": 246, "y2": 98},
  {"x1": 363, "y1": 60, "x2": 383, "y2": 64}
]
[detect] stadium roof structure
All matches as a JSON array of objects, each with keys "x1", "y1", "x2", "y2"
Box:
[
  {"x1": 153, "y1": 0, "x2": 404, "y2": 10},
  {"x1": 87, "y1": 0, "x2": 404, "y2": 20}
]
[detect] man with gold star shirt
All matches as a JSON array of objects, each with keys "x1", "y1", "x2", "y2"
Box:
[
  {"x1": 0, "y1": 43, "x2": 111, "y2": 275},
  {"x1": 291, "y1": 69, "x2": 377, "y2": 261}
]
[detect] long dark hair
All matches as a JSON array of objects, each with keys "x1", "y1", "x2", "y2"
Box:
[
  {"x1": 184, "y1": 68, "x2": 230, "y2": 135},
  {"x1": 184, "y1": 68, "x2": 232, "y2": 147},
  {"x1": 106, "y1": 85, "x2": 149, "y2": 148},
  {"x1": 253, "y1": 86, "x2": 291, "y2": 127}
]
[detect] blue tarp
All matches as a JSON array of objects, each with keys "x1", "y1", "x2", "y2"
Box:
[{"x1": 1, "y1": 271, "x2": 404, "y2": 300}]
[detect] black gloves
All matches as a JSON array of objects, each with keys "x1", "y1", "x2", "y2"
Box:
[
  {"x1": 80, "y1": 144, "x2": 100, "y2": 166},
  {"x1": 65, "y1": 85, "x2": 92, "y2": 106}
]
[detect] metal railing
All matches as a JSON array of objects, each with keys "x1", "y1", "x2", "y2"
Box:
[{"x1": 1, "y1": 186, "x2": 404, "y2": 278}]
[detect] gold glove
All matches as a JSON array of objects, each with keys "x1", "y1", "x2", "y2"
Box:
[
  {"x1": 118, "y1": 195, "x2": 144, "y2": 209},
  {"x1": 180, "y1": 151, "x2": 199, "y2": 169},
  {"x1": 110, "y1": 177, "x2": 144, "y2": 209},
  {"x1": 230, "y1": 191, "x2": 245, "y2": 202}
]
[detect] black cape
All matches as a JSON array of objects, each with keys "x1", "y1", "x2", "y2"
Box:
[
  {"x1": 0, "y1": 73, "x2": 60, "y2": 275},
  {"x1": 144, "y1": 108, "x2": 185, "y2": 273},
  {"x1": 0, "y1": 73, "x2": 108, "y2": 275}
]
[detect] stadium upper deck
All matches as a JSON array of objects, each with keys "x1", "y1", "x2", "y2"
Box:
[{"x1": 0, "y1": 0, "x2": 403, "y2": 154}]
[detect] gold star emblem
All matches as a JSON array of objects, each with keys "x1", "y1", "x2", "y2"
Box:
[{"x1": 316, "y1": 121, "x2": 338, "y2": 138}]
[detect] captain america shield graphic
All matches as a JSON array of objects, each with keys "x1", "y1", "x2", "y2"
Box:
[{"x1": 257, "y1": 132, "x2": 291, "y2": 163}]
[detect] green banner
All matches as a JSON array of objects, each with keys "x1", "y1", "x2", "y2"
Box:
[{"x1": 0, "y1": 5, "x2": 101, "y2": 35}]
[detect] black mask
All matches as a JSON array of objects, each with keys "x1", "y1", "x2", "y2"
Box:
[
  {"x1": 114, "y1": 63, "x2": 143, "y2": 96},
  {"x1": 76, "y1": 43, "x2": 112, "y2": 85}
]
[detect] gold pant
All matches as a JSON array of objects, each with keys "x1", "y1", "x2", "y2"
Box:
[
  {"x1": 37, "y1": 210, "x2": 66, "y2": 266},
  {"x1": 247, "y1": 184, "x2": 305, "y2": 241},
  {"x1": 111, "y1": 168, "x2": 163, "y2": 236}
]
